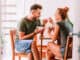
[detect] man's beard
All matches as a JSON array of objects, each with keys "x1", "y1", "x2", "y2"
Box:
[{"x1": 32, "y1": 17, "x2": 39, "y2": 20}]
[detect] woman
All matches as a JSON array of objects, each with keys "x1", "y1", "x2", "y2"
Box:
[{"x1": 47, "y1": 7, "x2": 73, "y2": 60}]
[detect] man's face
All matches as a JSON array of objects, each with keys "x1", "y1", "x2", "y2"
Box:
[{"x1": 32, "y1": 9, "x2": 41, "y2": 19}]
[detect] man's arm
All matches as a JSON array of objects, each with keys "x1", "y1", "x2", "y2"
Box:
[
  {"x1": 19, "y1": 32, "x2": 35, "y2": 40},
  {"x1": 19, "y1": 28, "x2": 42, "y2": 40},
  {"x1": 19, "y1": 19, "x2": 36, "y2": 40}
]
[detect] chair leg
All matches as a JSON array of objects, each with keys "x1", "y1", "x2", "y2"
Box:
[
  {"x1": 12, "y1": 54, "x2": 15, "y2": 60},
  {"x1": 19, "y1": 56, "x2": 21, "y2": 60}
]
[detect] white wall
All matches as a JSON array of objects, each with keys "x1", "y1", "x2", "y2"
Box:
[{"x1": 72, "y1": 0, "x2": 80, "y2": 60}]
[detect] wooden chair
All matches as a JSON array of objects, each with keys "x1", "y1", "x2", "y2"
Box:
[
  {"x1": 10, "y1": 30, "x2": 28, "y2": 60},
  {"x1": 64, "y1": 36, "x2": 73, "y2": 60}
]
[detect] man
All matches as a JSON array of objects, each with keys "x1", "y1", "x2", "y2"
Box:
[{"x1": 15, "y1": 4, "x2": 42, "y2": 60}]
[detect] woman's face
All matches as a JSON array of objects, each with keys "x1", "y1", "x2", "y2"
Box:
[{"x1": 55, "y1": 10, "x2": 61, "y2": 21}]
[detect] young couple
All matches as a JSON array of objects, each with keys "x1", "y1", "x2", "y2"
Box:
[{"x1": 15, "y1": 4, "x2": 73, "y2": 60}]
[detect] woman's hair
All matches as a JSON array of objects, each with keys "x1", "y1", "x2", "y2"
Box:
[{"x1": 57, "y1": 7, "x2": 69, "y2": 20}]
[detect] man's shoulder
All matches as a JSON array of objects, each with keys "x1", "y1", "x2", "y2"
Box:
[{"x1": 20, "y1": 17, "x2": 28, "y2": 23}]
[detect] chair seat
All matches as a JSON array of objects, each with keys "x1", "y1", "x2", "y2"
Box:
[
  {"x1": 15, "y1": 50, "x2": 28, "y2": 56},
  {"x1": 15, "y1": 53, "x2": 28, "y2": 57}
]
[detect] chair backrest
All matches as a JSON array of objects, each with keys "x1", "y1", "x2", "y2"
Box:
[
  {"x1": 10, "y1": 29, "x2": 17, "y2": 52},
  {"x1": 64, "y1": 36, "x2": 73, "y2": 60}
]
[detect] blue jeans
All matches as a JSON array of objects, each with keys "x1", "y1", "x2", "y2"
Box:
[{"x1": 15, "y1": 40, "x2": 33, "y2": 53}]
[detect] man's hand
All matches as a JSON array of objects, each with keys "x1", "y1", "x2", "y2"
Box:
[{"x1": 34, "y1": 28, "x2": 44, "y2": 34}]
